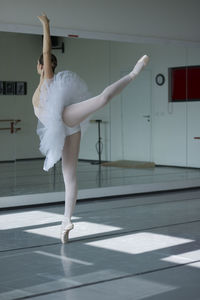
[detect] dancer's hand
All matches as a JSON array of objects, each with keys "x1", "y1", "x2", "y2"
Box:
[{"x1": 37, "y1": 13, "x2": 49, "y2": 25}]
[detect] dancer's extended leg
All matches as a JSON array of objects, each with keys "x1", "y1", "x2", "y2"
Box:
[
  {"x1": 62, "y1": 55, "x2": 149, "y2": 127},
  {"x1": 61, "y1": 131, "x2": 81, "y2": 243}
]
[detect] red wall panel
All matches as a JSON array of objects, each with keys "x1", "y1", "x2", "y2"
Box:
[
  {"x1": 170, "y1": 66, "x2": 200, "y2": 101},
  {"x1": 188, "y1": 67, "x2": 200, "y2": 100},
  {"x1": 171, "y1": 68, "x2": 186, "y2": 101}
]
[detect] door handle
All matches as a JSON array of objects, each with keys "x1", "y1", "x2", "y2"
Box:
[{"x1": 143, "y1": 115, "x2": 151, "y2": 122}]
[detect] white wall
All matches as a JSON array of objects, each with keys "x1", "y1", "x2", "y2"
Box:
[
  {"x1": 1, "y1": 0, "x2": 200, "y2": 45},
  {"x1": 0, "y1": 32, "x2": 41, "y2": 160}
]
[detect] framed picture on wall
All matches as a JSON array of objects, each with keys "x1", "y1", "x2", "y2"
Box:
[
  {"x1": 15, "y1": 82, "x2": 27, "y2": 95},
  {"x1": 5, "y1": 81, "x2": 15, "y2": 95},
  {"x1": 0, "y1": 81, "x2": 4, "y2": 95}
]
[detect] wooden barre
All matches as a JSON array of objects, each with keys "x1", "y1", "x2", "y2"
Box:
[
  {"x1": 0, "y1": 119, "x2": 21, "y2": 133},
  {"x1": 0, "y1": 127, "x2": 21, "y2": 133},
  {"x1": 0, "y1": 119, "x2": 21, "y2": 123}
]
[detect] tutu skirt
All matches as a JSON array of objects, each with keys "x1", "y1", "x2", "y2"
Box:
[{"x1": 36, "y1": 70, "x2": 91, "y2": 171}]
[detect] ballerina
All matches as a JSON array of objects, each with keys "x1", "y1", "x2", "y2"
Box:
[{"x1": 32, "y1": 13, "x2": 149, "y2": 243}]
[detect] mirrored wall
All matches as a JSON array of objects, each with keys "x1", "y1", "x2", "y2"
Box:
[{"x1": 1, "y1": 31, "x2": 200, "y2": 202}]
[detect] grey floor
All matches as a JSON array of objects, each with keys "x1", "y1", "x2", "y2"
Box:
[
  {"x1": 1, "y1": 160, "x2": 200, "y2": 197},
  {"x1": 0, "y1": 188, "x2": 200, "y2": 299}
]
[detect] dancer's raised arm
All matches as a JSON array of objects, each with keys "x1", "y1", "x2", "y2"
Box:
[{"x1": 37, "y1": 14, "x2": 54, "y2": 79}]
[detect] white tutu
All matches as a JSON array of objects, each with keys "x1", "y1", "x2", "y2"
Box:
[{"x1": 36, "y1": 70, "x2": 91, "y2": 171}]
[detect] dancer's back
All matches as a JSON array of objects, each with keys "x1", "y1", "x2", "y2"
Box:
[{"x1": 32, "y1": 77, "x2": 45, "y2": 119}]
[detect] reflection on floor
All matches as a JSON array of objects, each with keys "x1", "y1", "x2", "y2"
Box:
[
  {"x1": 1, "y1": 160, "x2": 200, "y2": 197},
  {"x1": 0, "y1": 189, "x2": 200, "y2": 299}
]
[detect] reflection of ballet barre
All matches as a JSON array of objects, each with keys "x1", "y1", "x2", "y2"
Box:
[
  {"x1": 0, "y1": 119, "x2": 21, "y2": 134},
  {"x1": 90, "y1": 119, "x2": 108, "y2": 164},
  {"x1": 90, "y1": 120, "x2": 108, "y2": 124},
  {"x1": 194, "y1": 137, "x2": 200, "y2": 139}
]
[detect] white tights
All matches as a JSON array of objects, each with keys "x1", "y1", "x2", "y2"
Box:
[
  {"x1": 61, "y1": 55, "x2": 149, "y2": 224},
  {"x1": 62, "y1": 131, "x2": 80, "y2": 224}
]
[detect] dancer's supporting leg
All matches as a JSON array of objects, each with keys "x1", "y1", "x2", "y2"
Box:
[
  {"x1": 62, "y1": 55, "x2": 149, "y2": 127},
  {"x1": 61, "y1": 131, "x2": 81, "y2": 243}
]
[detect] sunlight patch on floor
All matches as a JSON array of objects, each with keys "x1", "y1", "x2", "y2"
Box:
[
  {"x1": 86, "y1": 232, "x2": 193, "y2": 254},
  {"x1": 162, "y1": 249, "x2": 200, "y2": 268},
  {"x1": 0, "y1": 210, "x2": 79, "y2": 229},
  {"x1": 25, "y1": 221, "x2": 121, "y2": 239}
]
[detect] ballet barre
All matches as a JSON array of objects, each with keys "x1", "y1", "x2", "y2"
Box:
[{"x1": 0, "y1": 119, "x2": 21, "y2": 134}]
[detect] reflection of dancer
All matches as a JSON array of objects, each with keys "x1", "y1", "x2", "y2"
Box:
[{"x1": 32, "y1": 14, "x2": 149, "y2": 243}]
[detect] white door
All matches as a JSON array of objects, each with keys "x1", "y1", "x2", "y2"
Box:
[
  {"x1": 187, "y1": 102, "x2": 200, "y2": 167},
  {"x1": 121, "y1": 70, "x2": 152, "y2": 161}
]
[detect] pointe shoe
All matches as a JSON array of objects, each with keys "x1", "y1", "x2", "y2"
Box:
[
  {"x1": 60, "y1": 222, "x2": 74, "y2": 244},
  {"x1": 130, "y1": 55, "x2": 149, "y2": 79}
]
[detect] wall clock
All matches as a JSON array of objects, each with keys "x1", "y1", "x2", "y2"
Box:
[{"x1": 155, "y1": 73, "x2": 165, "y2": 86}]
